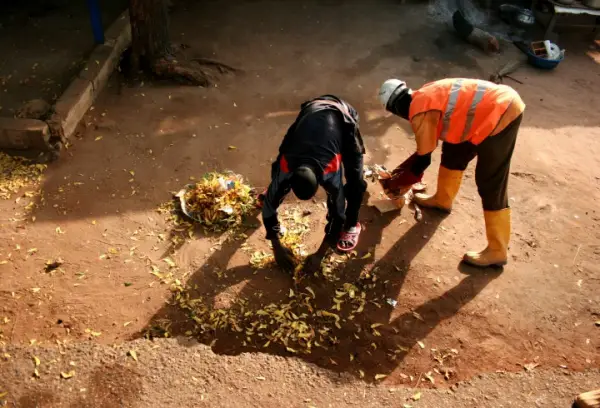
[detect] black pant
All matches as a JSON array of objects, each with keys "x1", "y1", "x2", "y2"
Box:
[
  {"x1": 342, "y1": 152, "x2": 367, "y2": 228},
  {"x1": 441, "y1": 114, "x2": 522, "y2": 211}
]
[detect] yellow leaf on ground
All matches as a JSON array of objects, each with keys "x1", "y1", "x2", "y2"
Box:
[
  {"x1": 60, "y1": 370, "x2": 75, "y2": 379},
  {"x1": 359, "y1": 370, "x2": 365, "y2": 378},
  {"x1": 128, "y1": 350, "x2": 138, "y2": 361},
  {"x1": 412, "y1": 311, "x2": 425, "y2": 322},
  {"x1": 94, "y1": 136, "x2": 103, "y2": 141},
  {"x1": 163, "y1": 258, "x2": 176, "y2": 268},
  {"x1": 228, "y1": 146, "x2": 237, "y2": 150},
  {"x1": 255, "y1": 376, "x2": 266, "y2": 381},
  {"x1": 375, "y1": 374, "x2": 387, "y2": 380},
  {"x1": 417, "y1": 341, "x2": 425, "y2": 349},
  {"x1": 0, "y1": 391, "x2": 7, "y2": 398},
  {"x1": 361, "y1": 253, "x2": 372, "y2": 260},
  {"x1": 32, "y1": 355, "x2": 40, "y2": 366},
  {"x1": 85, "y1": 329, "x2": 101, "y2": 337},
  {"x1": 412, "y1": 392, "x2": 421, "y2": 401}
]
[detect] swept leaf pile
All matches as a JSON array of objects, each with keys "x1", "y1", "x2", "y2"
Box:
[{"x1": 179, "y1": 172, "x2": 255, "y2": 231}]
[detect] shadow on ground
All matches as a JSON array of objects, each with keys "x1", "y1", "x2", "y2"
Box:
[{"x1": 138, "y1": 202, "x2": 500, "y2": 383}]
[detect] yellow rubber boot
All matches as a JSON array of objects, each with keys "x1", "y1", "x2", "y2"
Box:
[
  {"x1": 414, "y1": 166, "x2": 464, "y2": 212},
  {"x1": 463, "y1": 208, "x2": 511, "y2": 267}
]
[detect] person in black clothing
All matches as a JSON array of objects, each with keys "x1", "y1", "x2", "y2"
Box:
[{"x1": 262, "y1": 95, "x2": 367, "y2": 273}]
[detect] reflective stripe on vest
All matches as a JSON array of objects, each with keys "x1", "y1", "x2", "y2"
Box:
[{"x1": 409, "y1": 78, "x2": 517, "y2": 145}]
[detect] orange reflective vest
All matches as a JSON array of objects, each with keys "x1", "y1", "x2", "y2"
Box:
[{"x1": 408, "y1": 78, "x2": 521, "y2": 145}]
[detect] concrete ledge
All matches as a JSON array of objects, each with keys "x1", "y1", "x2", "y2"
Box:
[
  {"x1": 54, "y1": 10, "x2": 131, "y2": 140},
  {"x1": 0, "y1": 118, "x2": 50, "y2": 150},
  {"x1": 0, "y1": 11, "x2": 131, "y2": 153}
]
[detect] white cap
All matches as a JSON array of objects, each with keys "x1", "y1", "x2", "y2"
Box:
[{"x1": 378, "y1": 79, "x2": 408, "y2": 107}]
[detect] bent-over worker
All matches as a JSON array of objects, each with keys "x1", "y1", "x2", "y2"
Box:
[
  {"x1": 262, "y1": 95, "x2": 367, "y2": 273},
  {"x1": 378, "y1": 78, "x2": 525, "y2": 267}
]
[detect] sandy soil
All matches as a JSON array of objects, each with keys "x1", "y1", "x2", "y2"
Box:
[
  {"x1": 2, "y1": 339, "x2": 600, "y2": 408},
  {"x1": 1, "y1": 0, "x2": 599, "y2": 406}
]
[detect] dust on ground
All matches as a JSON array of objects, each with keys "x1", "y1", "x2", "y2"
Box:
[{"x1": 1, "y1": 0, "x2": 600, "y2": 406}]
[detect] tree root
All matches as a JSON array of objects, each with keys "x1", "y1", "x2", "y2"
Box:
[
  {"x1": 190, "y1": 58, "x2": 239, "y2": 74},
  {"x1": 152, "y1": 55, "x2": 239, "y2": 87}
]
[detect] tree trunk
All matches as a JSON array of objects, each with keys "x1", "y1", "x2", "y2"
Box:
[
  {"x1": 129, "y1": 0, "x2": 171, "y2": 67},
  {"x1": 128, "y1": 0, "x2": 238, "y2": 86}
]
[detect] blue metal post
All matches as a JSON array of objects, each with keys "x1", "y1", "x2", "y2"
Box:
[{"x1": 87, "y1": 0, "x2": 105, "y2": 44}]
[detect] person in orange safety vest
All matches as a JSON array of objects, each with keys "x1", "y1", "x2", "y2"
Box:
[{"x1": 378, "y1": 78, "x2": 525, "y2": 267}]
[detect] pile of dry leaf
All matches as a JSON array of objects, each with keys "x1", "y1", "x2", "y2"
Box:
[
  {"x1": 0, "y1": 152, "x2": 46, "y2": 200},
  {"x1": 178, "y1": 172, "x2": 255, "y2": 231}
]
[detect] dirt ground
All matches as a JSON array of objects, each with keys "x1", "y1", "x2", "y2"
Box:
[
  {"x1": 0, "y1": 0, "x2": 127, "y2": 115},
  {"x1": 1, "y1": 0, "x2": 600, "y2": 406}
]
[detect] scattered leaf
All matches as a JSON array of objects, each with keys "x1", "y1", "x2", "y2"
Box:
[
  {"x1": 255, "y1": 376, "x2": 266, "y2": 381},
  {"x1": 417, "y1": 341, "x2": 425, "y2": 349},
  {"x1": 412, "y1": 311, "x2": 425, "y2": 322},
  {"x1": 33, "y1": 368, "x2": 40, "y2": 378},
  {"x1": 94, "y1": 136, "x2": 103, "y2": 141},
  {"x1": 305, "y1": 287, "x2": 316, "y2": 298},
  {"x1": 163, "y1": 257, "x2": 176, "y2": 268},
  {"x1": 411, "y1": 392, "x2": 422, "y2": 401},
  {"x1": 32, "y1": 355, "x2": 40, "y2": 366},
  {"x1": 85, "y1": 329, "x2": 101, "y2": 337},
  {"x1": 359, "y1": 370, "x2": 365, "y2": 378},
  {"x1": 55, "y1": 227, "x2": 65, "y2": 234},
  {"x1": 228, "y1": 146, "x2": 237, "y2": 150},
  {"x1": 0, "y1": 391, "x2": 7, "y2": 399},
  {"x1": 124, "y1": 282, "x2": 133, "y2": 287},
  {"x1": 361, "y1": 253, "x2": 372, "y2": 260},
  {"x1": 128, "y1": 350, "x2": 138, "y2": 361},
  {"x1": 60, "y1": 370, "x2": 75, "y2": 379},
  {"x1": 375, "y1": 374, "x2": 387, "y2": 380}
]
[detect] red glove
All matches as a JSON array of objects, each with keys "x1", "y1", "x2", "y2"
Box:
[{"x1": 380, "y1": 153, "x2": 423, "y2": 196}]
